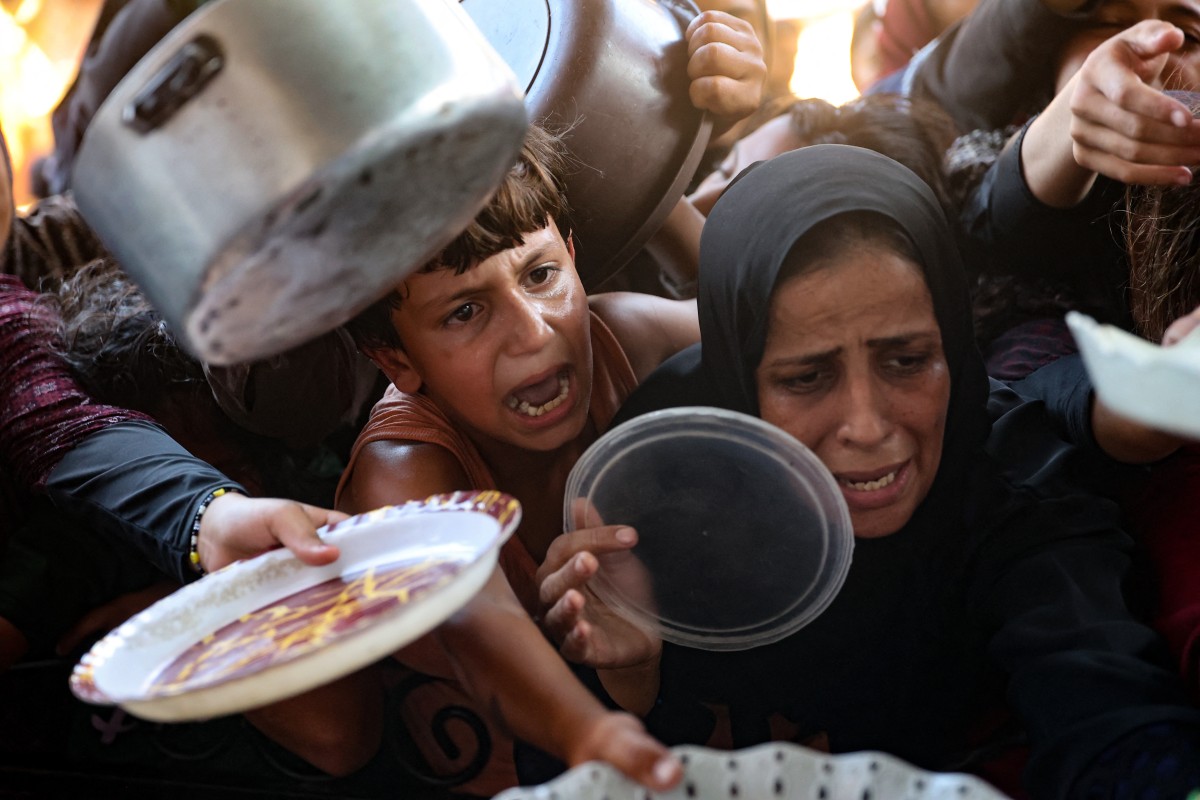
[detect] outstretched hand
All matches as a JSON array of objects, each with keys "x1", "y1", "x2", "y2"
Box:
[
  {"x1": 686, "y1": 10, "x2": 766, "y2": 129},
  {"x1": 1068, "y1": 20, "x2": 1200, "y2": 186},
  {"x1": 196, "y1": 492, "x2": 347, "y2": 573},
  {"x1": 537, "y1": 523, "x2": 660, "y2": 671},
  {"x1": 566, "y1": 711, "x2": 683, "y2": 792}
]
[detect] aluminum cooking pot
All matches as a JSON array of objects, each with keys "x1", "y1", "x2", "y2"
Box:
[
  {"x1": 73, "y1": 0, "x2": 527, "y2": 364},
  {"x1": 461, "y1": 0, "x2": 711, "y2": 289}
]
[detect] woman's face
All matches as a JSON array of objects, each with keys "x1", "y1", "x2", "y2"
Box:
[{"x1": 755, "y1": 241, "x2": 950, "y2": 538}]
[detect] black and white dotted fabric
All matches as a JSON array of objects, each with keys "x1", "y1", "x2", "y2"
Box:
[{"x1": 495, "y1": 743, "x2": 1011, "y2": 800}]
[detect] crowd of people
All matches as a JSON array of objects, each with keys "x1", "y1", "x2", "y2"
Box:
[{"x1": 6, "y1": 0, "x2": 1200, "y2": 797}]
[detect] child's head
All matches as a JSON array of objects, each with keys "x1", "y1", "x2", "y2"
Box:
[
  {"x1": 347, "y1": 125, "x2": 570, "y2": 352},
  {"x1": 347, "y1": 126, "x2": 597, "y2": 454},
  {"x1": 50, "y1": 258, "x2": 209, "y2": 411},
  {"x1": 48, "y1": 259, "x2": 329, "y2": 501},
  {"x1": 689, "y1": 94, "x2": 958, "y2": 217}
]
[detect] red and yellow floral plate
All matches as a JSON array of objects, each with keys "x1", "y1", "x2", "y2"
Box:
[{"x1": 71, "y1": 491, "x2": 520, "y2": 722}]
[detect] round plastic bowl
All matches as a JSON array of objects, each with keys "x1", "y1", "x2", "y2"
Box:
[{"x1": 564, "y1": 407, "x2": 854, "y2": 651}]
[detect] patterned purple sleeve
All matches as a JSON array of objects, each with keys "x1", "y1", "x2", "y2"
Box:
[{"x1": 0, "y1": 274, "x2": 150, "y2": 493}]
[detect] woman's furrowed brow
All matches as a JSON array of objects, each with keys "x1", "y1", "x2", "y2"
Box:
[
  {"x1": 866, "y1": 330, "x2": 941, "y2": 348},
  {"x1": 763, "y1": 347, "x2": 841, "y2": 369}
]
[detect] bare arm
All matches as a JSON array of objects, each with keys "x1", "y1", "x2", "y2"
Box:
[
  {"x1": 590, "y1": 292, "x2": 700, "y2": 382},
  {"x1": 1091, "y1": 398, "x2": 1185, "y2": 463},
  {"x1": 643, "y1": 197, "x2": 705, "y2": 288},
  {"x1": 436, "y1": 568, "x2": 677, "y2": 786},
  {"x1": 338, "y1": 438, "x2": 681, "y2": 789},
  {"x1": 1089, "y1": 306, "x2": 1200, "y2": 463}
]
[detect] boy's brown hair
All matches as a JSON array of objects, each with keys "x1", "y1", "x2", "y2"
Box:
[{"x1": 345, "y1": 124, "x2": 571, "y2": 352}]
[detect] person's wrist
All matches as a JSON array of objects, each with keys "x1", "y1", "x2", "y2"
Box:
[
  {"x1": 598, "y1": 651, "x2": 661, "y2": 715},
  {"x1": 190, "y1": 487, "x2": 243, "y2": 576}
]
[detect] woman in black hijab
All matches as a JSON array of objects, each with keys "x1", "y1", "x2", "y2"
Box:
[{"x1": 545, "y1": 145, "x2": 1200, "y2": 797}]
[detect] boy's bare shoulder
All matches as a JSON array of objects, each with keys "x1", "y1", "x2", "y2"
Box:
[
  {"x1": 338, "y1": 439, "x2": 472, "y2": 514},
  {"x1": 589, "y1": 292, "x2": 699, "y2": 382}
]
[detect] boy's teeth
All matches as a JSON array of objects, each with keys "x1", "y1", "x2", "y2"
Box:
[
  {"x1": 842, "y1": 471, "x2": 897, "y2": 492},
  {"x1": 508, "y1": 375, "x2": 569, "y2": 417}
]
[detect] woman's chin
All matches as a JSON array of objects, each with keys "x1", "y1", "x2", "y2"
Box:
[{"x1": 849, "y1": 506, "x2": 913, "y2": 539}]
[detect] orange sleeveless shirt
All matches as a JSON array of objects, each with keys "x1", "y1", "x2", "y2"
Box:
[{"x1": 334, "y1": 311, "x2": 638, "y2": 794}]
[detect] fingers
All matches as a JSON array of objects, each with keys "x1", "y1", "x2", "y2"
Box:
[
  {"x1": 1163, "y1": 306, "x2": 1200, "y2": 345},
  {"x1": 299, "y1": 502, "x2": 351, "y2": 530},
  {"x1": 1072, "y1": 82, "x2": 1199, "y2": 148},
  {"x1": 540, "y1": 551, "x2": 598, "y2": 609},
  {"x1": 559, "y1": 616, "x2": 595, "y2": 664},
  {"x1": 1071, "y1": 145, "x2": 1194, "y2": 184},
  {"x1": 1084, "y1": 21, "x2": 1188, "y2": 123},
  {"x1": 199, "y1": 494, "x2": 342, "y2": 571},
  {"x1": 276, "y1": 502, "x2": 345, "y2": 566},
  {"x1": 686, "y1": 11, "x2": 760, "y2": 60},
  {"x1": 539, "y1": 525, "x2": 637, "y2": 584},
  {"x1": 1071, "y1": 101, "x2": 1198, "y2": 183},
  {"x1": 543, "y1": 587, "x2": 590, "y2": 653},
  {"x1": 1119, "y1": 19, "x2": 1185, "y2": 82},
  {"x1": 575, "y1": 713, "x2": 682, "y2": 792},
  {"x1": 1067, "y1": 20, "x2": 1200, "y2": 185},
  {"x1": 685, "y1": 11, "x2": 765, "y2": 121}
]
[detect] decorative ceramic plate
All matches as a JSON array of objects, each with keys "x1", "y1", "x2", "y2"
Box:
[
  {"x1": 494, "y1": 743, "x2": 1012, "y2": 800},
  {"x1": 1067, "y1": 311, "x2": 1200, "y2": 438},
  {"x1": 70, "y1": 491, "x2": 520, "y2": 722}
]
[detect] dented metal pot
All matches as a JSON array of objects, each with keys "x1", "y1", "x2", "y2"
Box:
[{"x1": 73, "y1": 0, "x2": 528, "y2": 364}]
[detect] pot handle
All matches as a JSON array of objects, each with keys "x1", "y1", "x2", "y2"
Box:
[{"x1": 122, "y1": 34, "x2": 224, "y2": 134}]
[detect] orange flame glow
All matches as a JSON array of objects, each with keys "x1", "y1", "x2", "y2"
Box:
[{"x1": 0, "y1": 0, "x2": 102, "y2": 207}]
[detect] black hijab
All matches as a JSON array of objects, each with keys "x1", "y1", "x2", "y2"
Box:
[
  {"x1": 702, "y1": 144, "x2": 983, "y2": 411},
  {"x1": 620, "y1": 144, "x2": 1001, "y2": 761},
  {"x1": 623, "y1": 143, "x2": 991, "y2": 504}
]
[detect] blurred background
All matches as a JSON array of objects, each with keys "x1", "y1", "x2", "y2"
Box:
[
  {"x1": 0, "y1": 0, "x2": 865, "y2": 208},
  {"x1": 0, "y1": 0, "x2": 102, "y2": 207}
]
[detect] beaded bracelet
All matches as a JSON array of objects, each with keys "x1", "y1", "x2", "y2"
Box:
[{"x1": 188, "y1": 486, "x2": 239, "y2": 577}]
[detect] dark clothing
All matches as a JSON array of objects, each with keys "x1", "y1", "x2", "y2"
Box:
[
  {"x1": 983, "y1": 318, "x2": 1078, "y2": 381},
  {"x1": 960, "y1": 121, "x2": 1133, "y2": 333},
  {"x1": 1135, "y1": 445, "x2": 1200, "y2": 694},
  {"x1": 0, "y1": 275, "x2": 239, "y2": 585},
  {"x1": 0, "y1": 275, "x2": 148, "y2": 533},
  {"x1": 0, "y1": 498, "x2": 164, "y2": 654},
  {"x1": 907, "y1": 0, "x2": 1081, "y2": 132},
  {"x1": 618, "y1": 145, "x2": 1200, "y2": 798},
  {"x1": 46, "y1": 421, "x2": 243, "y2": 585},
  {"x1": 0, "y1": 274, "x2": 227, "y2": 653}
]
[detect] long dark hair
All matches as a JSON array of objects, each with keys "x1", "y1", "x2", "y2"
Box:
[
  {"x1": 44, "y1": 259, "x2": 336, "y2": 505},
  {"x1": 1125, "y1": 91, "x2": 1200, "y2": 343}
]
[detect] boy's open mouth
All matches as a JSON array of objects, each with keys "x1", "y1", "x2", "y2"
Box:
[{"x1": 505, "y1": 370, "x2": 570, "y2": 418}]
